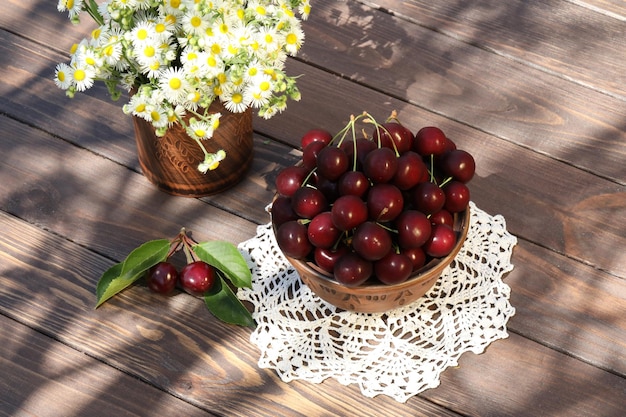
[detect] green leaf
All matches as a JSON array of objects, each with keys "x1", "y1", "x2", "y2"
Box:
[
  {"x1": 204, "y1": 274, "x2": 255, "y2": 327},
  {"x1": 95, "y1": 239, "x2": 170, "y2": 308},
  {"x1": 193, "y1": 241, "x2": 252, "y2": 288}
]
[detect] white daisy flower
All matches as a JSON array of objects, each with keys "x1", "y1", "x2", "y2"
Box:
[
  {"x1": 159, "y1": 67, "x2": 189, "y2": 103},
  {"x1": 283, "y1": 25, "x2": 305, "y2": 55},
  {"x1": 220, "y1": 84, "x2": 249, "y2": 113},
  {"x1": 54, "y1": 63, "x2": 73, "y2": 90},
  {"x1": 70, "y1": 64, "x2": 95, "y2": 92},
  {"x1": 189, "y1": 120, "x2": 213, "y2": 139},
  {"x1": 145, "y1": 104, "x2": 169, "y2": 129},
  {"x1": 130, "y1": 20, "x2": 155, "y2": 46},
  {"x1": 182, "y1": 10, "x2": 209, "y2": 37}
]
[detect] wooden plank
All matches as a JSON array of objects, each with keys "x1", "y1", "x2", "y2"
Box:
[
  {"x1": 575, "y1": 0, "x2": 626, "y2": 18},
  {"x1": 0, "y1": 315, "x2": 217, "y2": 417},
  {"x1": 296, "y1": 0, "x2": 626, "y2": 184},
  {"x1": 0, "y1": 212, "x2": 461, "y2": 417},
  {"x1": 366, "y1": 0, "x2": 626, "y2": 98},
  {"x1": 425, "y1": 332, "x2": 626, "y2": 417},
  {"x1": 507, "y1": 240, "x2": 626, "y2": 376}
]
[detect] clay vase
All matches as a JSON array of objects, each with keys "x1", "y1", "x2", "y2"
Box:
[{"x1": 132, "y1": 100, "x2": 253, "y2": 197}]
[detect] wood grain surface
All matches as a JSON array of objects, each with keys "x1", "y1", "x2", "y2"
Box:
[{"x1": 1, "y1": 0, "x2": 625, "y2": 415}]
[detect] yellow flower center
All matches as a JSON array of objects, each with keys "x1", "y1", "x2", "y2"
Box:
[
  {"x1": 70, "y1": 43, "x2": 78, "y2": 54},
  {"x1": 135, "y1": 103, "x2": 146, "y2": 113},
  {"x1": 194, "y1": 128, "x2": 206, "y2": 137},
  {"x1": 256, "y1": 6, "x2": 266, "y2": 15},
  {"x1": 85, "y1": 56, "x2": 96, "y2": 65},
  {"x1": 191, "y1": 16, "x2": 202, "y2": 28},
  {"x1": 286, "y1": 33, "x2": 298, "y2": 45},
  {"x1": 151, "y1": 111, "x2": 161, "y2": 122},
  {"x1": 144, "y1": 46, "x2": 155, "y2": 57},
  {"x1": 73, "y1": 69, "x2": 86, "y2": 82},
  {"x1": 165, "y1": 15, "x2": 177, "y2": 25},
  {"x1": 170, "y1": 0, "x2": 181, "y2": 8},
  {"x1": 104, "y1": 45, "x2": 114, "y2": 57},
  {"x1": 211, "y1": 44, "x2": 221, "y2": 55},
  {"x1": 57, "y1": 72, "x2": 66, "y2": 82},
  {"x1": 248, "y1": 67, "x2": 258, "y2": 76},
  {"x1": 169, "y1": 78, "x2": 182, "y2": 90},
  {"x1": 265, "y1": 33, "x2": 274, "y2": 44},
  {"x1": 149, "y1": 61, "x2": 161, "y2": 71},
  {"x1": 206, "y1": 55, "x2": 217, "y2": 67},
  {"x1": 91, "y1": 28, "x2": 101, "y2": 40},
  {"x1": 137, "y1": 28, "x2": 149, "y2": 41},
  {"x1": 232, "y1": 93, "x2": 243, "y2": 104},
  {"x1": 67, "y1": 0, "x2": 74, "y2": 9},
  {"x1": 155, "y1": 23, "x2": 166, "y2": 34},
  {"x1": 259, "y1": 81, "x2": 270, "y2": 91}
]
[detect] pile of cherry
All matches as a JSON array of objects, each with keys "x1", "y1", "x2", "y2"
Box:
[{"x1": 272, "y1": 112, "x2": 475, "y2": 287}]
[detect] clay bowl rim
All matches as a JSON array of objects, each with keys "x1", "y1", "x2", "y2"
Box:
[{"x1": 276, "y1": 206, "x2": 471, "y2": 297}]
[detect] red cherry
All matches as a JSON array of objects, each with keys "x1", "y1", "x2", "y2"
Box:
[
  {"x1": 374, "y1": 252, "x2": 413, "y2": 285},
  {"x1": 373, "y1": 122, "x2": 413, "y2": 153},
  {"x1": 352, "y1": 222, "x2": 392, "y2": 261},
  {"x1": 414, "y1": 126, "x2": 448, "y2": 156},
  {"x1": 443, "y1": 181, "x2": 470, "y2": 213},
  {"x1": 276, "y1": 220, "x2": 312, "y2": 259},
  {"x1": 334, "y1": 253, "x2": 373, "y2": 287},
  {"x1": 367, "y1": 184, "x2": 404, "y2": 222},
  {"x1": 301, "y1": 128, "x2": 332, "y2": 149},
  {"x1": 395, "y1": 210, "x2": 432, "y2": 249},
  {"x1": 331, "y1": 195, "x2": 368, "y2": 231},
  {"x1": 401, "y1": 247, "x2": 427, "y2": 271},
  {"x1": 271, "y1": 195, "x2": 298, "y2": 227},
  {"x1": 308, "y1": 211, "x2": 341, "y2": 249},
  {"x1": 179, "y1": 261, "x2": 215, "y2": 296},
  {"x1": 146, "y1": 262, "x2": 179, "y2": 294},
  {"x1": 423, "y1": 224, "x2": 457, "y2": 258},
  {"x1": 314, "y1": 244, "x2": 349, "y2": 273},
  {"x1": 429, "y1": 209, "x2": 454, "y2": 227},
  {"x1": 291, "y1": 187, "x2": 328, "y2": 219},
  {"x1": 441, "y1": 149, "x2": 476, "y2": 183},
  {"x1": 302, "y1": 141, "x2": 327, "y2": 170},
  {"x1": 276, "y1": 165, "x2": 309, "y2": 197}
]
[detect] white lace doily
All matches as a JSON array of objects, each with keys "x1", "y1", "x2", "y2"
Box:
[{"x1": 238, "y1": 202, "x2": 517, "y2": 402}]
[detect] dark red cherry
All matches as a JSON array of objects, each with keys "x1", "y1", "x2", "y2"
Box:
[
  {"x1": 441, "y1": 149, "x2": 476, "y2": 183},
  {"x1": 179, "y1": 261, "x2": 215, "y2": 296},
  {"x1": 276, "y1": 165, "x2": 309, "y2": 197},
  {"x1": 414, "y1": 126, "x2": 448, "y2": 156},
  {"x1": 423, "y1": 224, "x2": 456, "y2": 258},
  {"x1": 146, "y1": 262, "x2": 179, "y2": 294},
  {"x1": 334, "y1": 253, "x2": 373, "y2": 287},
  {"x1": 276, "y1": 220, "x2": 312, "y2": 259},
  {"x1": 374, "y1": 252, "x2": 413, "y2": 285},
  {"x1": 301, "y1": 128, "x2": 332, "y2": 149}
]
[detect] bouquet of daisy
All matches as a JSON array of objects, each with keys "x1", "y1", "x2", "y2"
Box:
[{"x1": 55, "y1": 0, "x2": 309, "y2": 172}]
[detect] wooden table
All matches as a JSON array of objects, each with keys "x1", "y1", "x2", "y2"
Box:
[{"x1": 1, "y1": 1, "x2": 625, "y2": 416}]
